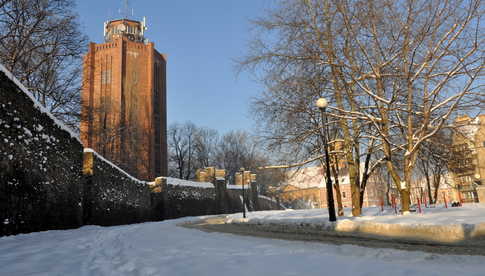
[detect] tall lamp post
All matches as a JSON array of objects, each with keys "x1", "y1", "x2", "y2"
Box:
[
  {"x1": 316, "y1": 98, "x2": 337, "y2": 222},
  {"x1": 240, "y1": 167, "x2": 247, "y2": 218}
]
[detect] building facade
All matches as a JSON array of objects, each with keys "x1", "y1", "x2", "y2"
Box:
[
  {"x1": 81, "y1": 17, "x2": 167, "y2": 180},
  {"x1": 277, "y1": 166, "x2": 384, "y2": 209},
  {"x1": 449, "y1": 115, "x2": 485, "y2": 203}
]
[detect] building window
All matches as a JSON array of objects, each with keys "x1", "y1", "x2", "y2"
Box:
[
  {"x1": 101, "y1": 70, "x2": 111, "y2": 84},
  {"x1": 153, "y1": 62, "x2": 161, "y2": 174},
  {"x1": 342, "y1": 192, "x2": 346, "y2": 198}
]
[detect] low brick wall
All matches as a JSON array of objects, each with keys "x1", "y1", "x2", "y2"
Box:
[{"x1": 151, "y1": 179, "x2": 282, "y2": 219}]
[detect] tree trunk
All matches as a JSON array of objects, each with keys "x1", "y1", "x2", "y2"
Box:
[
  {"x1": 359, "y1": 143, "x2": 374, "y2": 209},
  {"x1": 359, "y1": 173, "x2": 369, "y2": 209},
  {"x1": 400, "y1": 189, "x2": 411, "y2": 213},
  {"x1": 386, "y1": 172, "x2": 391, "y2": 206},
  {"x1": 426, "y1": 175, "x2": 433, "y2": 204},
  {"x1": 433, "y1": 173, "x2": 441, "y2": 204},
  {"x1": 401, "y1": 160, "x2": 413, "y2": 213}
]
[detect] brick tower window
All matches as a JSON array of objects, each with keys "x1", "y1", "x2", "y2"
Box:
[{"x1": 101, "y1": 70, "x2": 111, "y2": 84}]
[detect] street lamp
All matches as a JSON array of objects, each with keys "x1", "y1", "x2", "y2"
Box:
[
  {"x1": 316, "y1": 97, "x2": 337, "y2": 222},
  {"x1": 240, "y1": 167, "x2": 247, "y2": 218}
]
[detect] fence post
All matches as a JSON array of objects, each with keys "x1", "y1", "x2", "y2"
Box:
[{"x1": 82, "y1": 149, "x2": 94, "y2": 224}]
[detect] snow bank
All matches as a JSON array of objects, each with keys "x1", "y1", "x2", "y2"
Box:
[{"x1": 227, "y1": 205, "x2": 485, "y2": 244}]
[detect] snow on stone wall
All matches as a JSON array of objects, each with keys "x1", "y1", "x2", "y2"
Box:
[
  {"x1": 165, "y1": 177, "x2": 214, "y2": 188},
  {"x1": 0, "y1": 66, "x2": 152, "y2": 236},
  {"x1": 164, "y1": 183, "x2": 218, "y2": 218},
  {"x1": 0, "y1": 63, "x2": 80, "y2": 142},
  {"x1": 85, "y1": 153, "x2": 151, "y2": 226},
  {"x1": 0, "y1": 69, "x2": 84, "y2": 236},
  {"x1": 85, "y1": 148, "x2": 146, "y2": 185},
  {"x1": 227, "y1": 184, "x2": 250, "y2": 190}
]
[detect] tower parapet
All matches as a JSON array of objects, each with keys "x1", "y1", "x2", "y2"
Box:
[{"x1": 104, "y1": 17, "x2": 147, "y2": 43}]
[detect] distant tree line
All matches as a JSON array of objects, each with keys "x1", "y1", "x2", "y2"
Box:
[{"x1": 167, "y1": 122, "x2": 286, "y2": 192}]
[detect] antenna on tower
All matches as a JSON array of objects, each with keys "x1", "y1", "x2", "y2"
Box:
[{"x1": 119, "y1": 0, "x2": 131, "y2": 19}]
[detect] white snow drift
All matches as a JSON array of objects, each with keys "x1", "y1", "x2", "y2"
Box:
[{"x1": 1, "y1": 211, "x2": 485, "y2": 276}]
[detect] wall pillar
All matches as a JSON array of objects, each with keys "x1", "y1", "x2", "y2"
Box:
[
  {"x1": 82, "y1": 150, "x2": 94, "y2": 224},
  {"x1": 150, "y1": 177, "x2": 168, "y2": 220},
  {"x1": 250, "y1": 181, "x2": 259, "y2": 211},
  {"x1": 215, "y1": 178, "x2": 227, "y2": 214}
]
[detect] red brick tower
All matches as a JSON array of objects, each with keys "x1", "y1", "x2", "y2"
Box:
[{"x1": 81, "y1": 17, "x2": 167, "y2": 180}]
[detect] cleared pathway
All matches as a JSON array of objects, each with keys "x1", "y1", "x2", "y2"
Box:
[{"x1": 1, "y1": 217, "x2": 484, "y2": 276}]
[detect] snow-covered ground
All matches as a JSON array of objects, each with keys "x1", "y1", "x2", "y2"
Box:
[
  {"x1": 1, "y1": 213, "x2": 485, "y2": 276},
  {"x1": 228, "y1": 204, "x2": 485, "y2": 226}
]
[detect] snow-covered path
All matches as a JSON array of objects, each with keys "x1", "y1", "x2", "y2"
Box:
[{"x1": 1, "y1": 217, "x2": 484, "y2": 276}]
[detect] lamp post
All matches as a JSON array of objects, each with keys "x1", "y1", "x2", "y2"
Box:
[
  {"x1": 240, "y1": 167, "x2": 247, "y2": 218},
  {"x1": 316, "y1": 98, "x2": 337, "y2": 222}
]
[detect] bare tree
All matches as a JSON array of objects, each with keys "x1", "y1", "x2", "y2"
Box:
[
  {"x1": 0, "y1": 0, "x2": 88, "y2": 129},
  {"x1": 167, "y1": 123, "x2": 272, "y2": 183},
  {"x1": 168, "y1": 122, "x2": 197, "y2": 180},
  {"x1": 193, "y1": 127, "x2": 219, "y2": 169},
  {"x1": 417, "y1": 132, "x2": 451, "y2": 204},
  {"x1": 239, "y1": 0, "x2": 385, "y2": 216},
  {"x1": 215, "y1": 130, "x2": 268, "y2": 181},
  {"x1": 240, "y1": 0, "x2": 484, "y2": 213}
]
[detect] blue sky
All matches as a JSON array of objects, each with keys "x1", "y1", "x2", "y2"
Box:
[{"x1": 76, "y1": 0, "x2": 274, "y2": 134}]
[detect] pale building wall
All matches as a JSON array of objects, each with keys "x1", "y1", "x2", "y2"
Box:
[
  {"x1": 281, "y1": 166, "x2": 385, "y2": 209},
  {"x1": 449, "y1": 115, "x2": 485, "y2": 203}
]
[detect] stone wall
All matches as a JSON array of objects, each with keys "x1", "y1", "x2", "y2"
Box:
[
  {"x1": 151, "y1": 178, "x2": 283, "y2": 219},
  {"x1": 0, "y1": 66, "x2": 153, "y2": 236},
  {"x1": 83, "y1": 151, "x2": 152, "y2": 226},
  {"x1": 257, "y1": 195, "x2": 283, "y2": 210},
  {"x1": 0, "y1": 68, "x2": 84, "y2": 235},
  {"x1": 165, "y1": 184, "x2": 217, "y2": 218}
]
